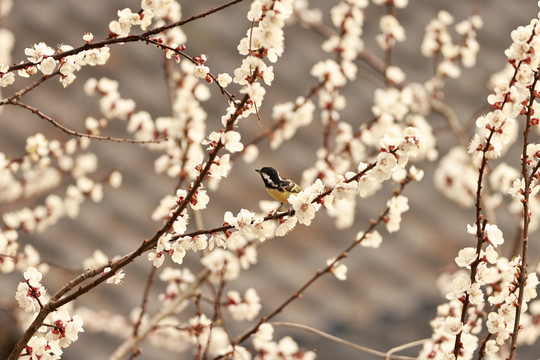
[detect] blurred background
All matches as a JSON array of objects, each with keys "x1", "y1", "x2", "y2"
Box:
[{"x1": 1, "y1": 0, "x2": 540, "y2": 359}]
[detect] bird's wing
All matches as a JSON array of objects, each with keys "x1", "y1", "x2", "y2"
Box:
[{"x1": 282, "y1": 180, "x2": 302, "y2": 193}]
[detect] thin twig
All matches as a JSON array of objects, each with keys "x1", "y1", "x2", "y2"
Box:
[
  {"x1": 429, "y1": 97, "x2": 468, "y2": 146},
  {"x1": 142, "y1": 37, "x2": 236, "y2": 102},
  {"x1": 385, "y1": 339, "x2": 431, "y2": 360},
  {"x1": 132, "y1": 265, "x2": 157, "y2": 337},
  {"x1": 7, "y1": 101, "x2": 163, "y2": 144},
  {"x1": 202, "y1": 260, "x2": 228, "y2": 360},
  {"x1": 109, "y1": 269, "x2": 211, "y2": 360},
  {"x1": 0, "y1": 71, "x2": 57, "y2": 104},
  {"x1": 508, "y1": 71, "x2": 539, "y2": 360},
  {"x1": 271, "y1": 322, "x2": 425, "y2": 360}
]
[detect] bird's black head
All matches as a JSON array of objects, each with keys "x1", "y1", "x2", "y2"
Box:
[{"x1": 256, "y1": 167, "x2": 282, "y2": 189}]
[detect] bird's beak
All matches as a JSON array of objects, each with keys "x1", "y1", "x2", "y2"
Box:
[{"x1": 255, "y1": 169, "x2": 261, "y2": 173}]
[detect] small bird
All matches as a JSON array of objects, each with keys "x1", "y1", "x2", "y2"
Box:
[{"x1": 255, "y1": 167, "x2": 302, "y2": 212}]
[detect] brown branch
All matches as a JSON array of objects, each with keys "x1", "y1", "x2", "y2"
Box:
[
  {"x1": 6, "y1": 101, "x2": 164, "y2": 144},
  {"x1": 508, "y1": 72, "x2": 539, "y2": 360},
  {"x1": 271, "y1": 322, "x2": 424, "y2": 360},
  {"x1": 452, "y1": 50, "x2": 525, "y2": 358},
  {"x1": 132, "y1": 264, "x2": 157, "y2": 337},
  {"x1": 110, "y1": 268, "x2": 211, "y2": 360},
  {"x1": 5, "y1": 0, "x2": 247, "y2": 73},
  {"x1": 0, "y1": 71, "x2": 57, "y2": 104},
  {"x1": 202, "y1": 260, "x2": 228, "y2": 360},
  {"x1": 142, "y1": 37, "x2": 237, "y2": 103}
]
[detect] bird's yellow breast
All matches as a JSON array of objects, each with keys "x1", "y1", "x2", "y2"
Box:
[{"x1": 265, "y1": 187, "x2": 294, "y2": 204}]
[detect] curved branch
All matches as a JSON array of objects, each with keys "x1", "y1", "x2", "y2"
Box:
[
  {"x1": 6, "y1": 101, "x2": 164, "y2": 144},
  {"x1": 271, "y1": 322, "x2": 426, "y2": 360}
]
